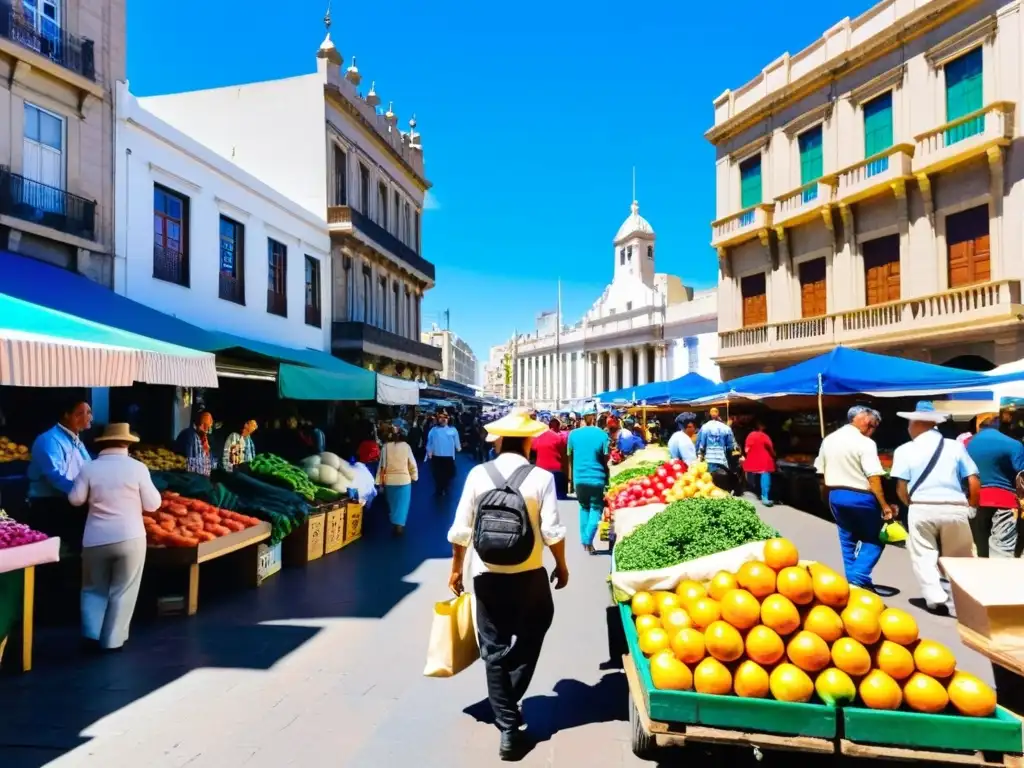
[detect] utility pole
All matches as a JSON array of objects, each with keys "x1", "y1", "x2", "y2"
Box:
[{"x1": 444, "y1": 308, "x2": 450, "y2": 331}]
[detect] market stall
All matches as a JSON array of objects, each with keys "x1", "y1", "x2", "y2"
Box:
[{"x1": 0, "y1": 519, "x2": 57, "y2": 672}]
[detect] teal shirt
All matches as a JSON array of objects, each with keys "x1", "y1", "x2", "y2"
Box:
[{"x1": 567, "y1": 426, "x2": 610, "y2": 487}]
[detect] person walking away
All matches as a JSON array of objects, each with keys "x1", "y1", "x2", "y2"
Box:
[
  {"x1": 532, "y1": 417, "x2": 569, "y2": 499},
  {"x1": 176, "y1": 410, "x2": 214, "y2": 476},
  {"x1": 966, "y1": 413, "x2": 1024, "y2": 558},
  {"x1": 375, "y1": 426, "x2": 418, "y2": 536},
  {"x1": 407, "y1": 417, "x2": 425, "y2": 463},
  {"x1": 26, "y1": 399, "x2": 93, "y2": 543},
  {"x1": 68, "y1": 424, "x2": 160, "y2": 651},
  {"x1": 427, "y1": 412, "x2": 461, "y2": 497},
  {"x1": 891, "y1": 402, "x2": 980, "y2": 615},
  {"x1": 222, "y1": 420, "x2": 257, "y2": 472},
  {"x1": 567, "y1": 410, "x2": 610, "y2": 554},
  {"x1": 447, "y1": 408, "x2": 568, "y2": 760},
  {"x1": 814, "y1": 405, "x2": 897, "y2": 591},
  {"x1": 668, "y1": 419, "x2": 698, "y2": 466},
  {"x1": 744, "y1": 421, "x2": 776, "y2": 506},
  {"x1": 696, "y1": 408, "x2": 736, "y2": 474}
]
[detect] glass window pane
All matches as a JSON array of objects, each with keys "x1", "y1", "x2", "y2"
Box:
[
  {"x1": 23, "y1": 104, "x2": 38, "y2": 142},
  {"x1": 38, "y1": 112, "x2": 61, "y2": 150},
  {"x1": 167, "y1": 197, "x2": 182, "y2": 220},
  {"x1": 153, "y1": 213, "x2": 163, "y2": 236}
]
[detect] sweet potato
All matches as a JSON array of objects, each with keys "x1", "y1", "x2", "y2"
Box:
[
  {"x1": 204, "y1": 523, "x2": 231, "y2": 537},
  {"x1": 159, "y1": 519, "x2": 176, "y2": 532},
  {"x1": 201, "y1": 512, "x2": 222, "y2": 524},
  {"x1": 221, "y1": 519, "x2": 245, "y2": 532},
  {"x1": 194, "y1": 530, "x2": 216, "y2": 542}
]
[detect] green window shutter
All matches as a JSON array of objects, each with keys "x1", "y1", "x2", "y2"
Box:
[
  {"x1": 740, "y1": 155, "x2": 762, "y2": 210},
  {"x1": 798, "y1": 126, "x2": 823, "y2": 203},
  {"x1": 945, "y1": 47, "x2": 984, "y2": 144},
  {"x1": 864, "y1": 92, "x2": 894, "y2": 156}
]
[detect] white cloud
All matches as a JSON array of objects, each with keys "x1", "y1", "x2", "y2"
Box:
[{"x1": 424, "y1": 191, "x2": 441, "y2": 210}]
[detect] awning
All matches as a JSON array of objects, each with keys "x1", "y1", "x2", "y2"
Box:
[
  {"x1": 277, "y1": 363, "x2": 376, "y2": 401},
  {"x1": 0, "y1": 294, "x2": 218, "y2": 388},
  {"x1": 377, "y1": 374, "x2": 419, "y2": 405}
]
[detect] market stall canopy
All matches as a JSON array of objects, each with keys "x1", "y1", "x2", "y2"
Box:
[
  {"x1": 276, "y1": 363, "x2": 376, "y2": 401},
  {"x1": 985, "y1": 358, "x2": 1024, "y2": 403},
  {"x1": 376, "y1": 374, "x2": 419, "y2": 405},
  {"x1": 0, "y1": 293, "x2": 218, "y2": 388},
  {"x1": 596, "y1": 373, "x2": 719, "y2": 406}
]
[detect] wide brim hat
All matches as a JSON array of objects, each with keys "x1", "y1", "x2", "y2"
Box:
[
  {"x1": 485, "y1": 408, "x2": 548, "y2": 443},
  {"x1": 896, "y1": 400, "x2": 950, "y2": 423},
  {"x1": 94, "y1": 423, "x2": 140, "y2": 444}
]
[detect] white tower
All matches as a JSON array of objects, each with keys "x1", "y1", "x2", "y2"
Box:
[{"x1": 612, "y1": 169, "x2": 655, "y2": 286}]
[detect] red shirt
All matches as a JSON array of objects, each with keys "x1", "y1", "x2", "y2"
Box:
[
  {"x1": 743, "y1": 431, "x2": 776, "y2": 473},
  {"x1": 532, "y1": 429, "x2": 567, "y2": 473},
  {"x1": 357, "y1": 439, "x2": 380, "y2": 464},
  {"x1": 980, "y1": 487, "x2": 1018, "y2": 509}
]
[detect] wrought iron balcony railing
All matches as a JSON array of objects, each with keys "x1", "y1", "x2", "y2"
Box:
[
  {"x1": 0, "y1": 2, "x2": 96, "y2": 81},
  {"x1": 0, "y1": 166, "x2": 96, "y2": 241}
]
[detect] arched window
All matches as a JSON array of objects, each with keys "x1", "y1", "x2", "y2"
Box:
[
  {"x1": 627, "y1": 245, "x2": 633, "y2": 261},
  {"x1": 647, "y1": 245, "x2": 653, "y2": 259},
  {"x1": 619, "y1": 248, "x2": 625, "y2": 265}
]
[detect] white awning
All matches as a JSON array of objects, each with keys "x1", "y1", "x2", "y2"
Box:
[{"x1": 377, "y1": 374, "x2": 420, "y2": 405}]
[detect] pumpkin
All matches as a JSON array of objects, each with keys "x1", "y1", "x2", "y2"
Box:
[
  {"x1": 317, "y1": 464, "x2": 340, "y2": 486},
  {"x1": 301, "y1": 455, "x2": 322, "y2": 469},
  {"x1": 319, "y1": 452, "x2": 342, "y2": 469},
  {"x1": 306, "y1": 466, "x2": 322, "y2": 483}
]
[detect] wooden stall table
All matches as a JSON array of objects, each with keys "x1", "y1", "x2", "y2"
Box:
[
  {"x1": 0, "y1": 536, "x2": 60, "y2": 672},
  {"x1": 958, "y1": 625, "x2": 1024, "y2": 716}
]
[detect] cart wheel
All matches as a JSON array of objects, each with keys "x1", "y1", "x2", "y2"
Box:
[{"x1": 629, "y1": 692, "x2": 655, "y2": 759}]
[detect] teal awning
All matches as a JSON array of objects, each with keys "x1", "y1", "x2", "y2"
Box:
[{"x1": 277, "y1": 363, "x2": 376, "y2": 401}]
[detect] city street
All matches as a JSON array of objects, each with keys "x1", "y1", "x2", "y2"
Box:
[{"x1": 2, "y1": 457, "x2": 990, "y2": 768}]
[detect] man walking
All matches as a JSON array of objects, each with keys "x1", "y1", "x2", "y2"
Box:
[
  {"x1": 696, "y1": 407, "x2": 736, "y2": 474},
  {"x1": 966, "y1": 413, "x2": 1024, "y2": 558},
  {"x1": 426, "y1": 412, "x2": 461, "y2": 497},
  {"x1": 567, "y1": 409, "x2": 610, "y2": 554}
]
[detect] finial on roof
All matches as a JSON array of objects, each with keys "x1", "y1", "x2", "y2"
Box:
[
  {"x1": 346, "y1": 55, "x2": 362, "y2": 85},
  {"x1": 385, "y1": 101, "x2": 396, "y2": 124},
  {"x1": 366, "y1": 81, "x2": 380, "y2": 107},
  {"x1": 631, "y1": 200, "x2": 639, "y2": 215},
  {"x1": 408, "y1": 114, "x2": 417, "y2": 129},
  {"x1": 324, "y1": 1, "x2": 331, "y2": 30},
  {"x1": 316, "y1": 2, "x2": 342, "y2": 64}
]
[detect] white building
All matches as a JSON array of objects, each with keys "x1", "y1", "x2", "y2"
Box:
[
  {"x1": 512, "y1": 199, "x2": 720, "y2": 409},
  {"x1": 114, "y1": 82, "x2": 331, "y2": 351},
  {"x1": 422, "y1": 326, "x2": 479, "y2": 387},
  {"x1": 483, "y1": 343, "x2": 511, "y2": 399}
]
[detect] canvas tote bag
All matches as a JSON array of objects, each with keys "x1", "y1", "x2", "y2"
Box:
[{"x1": 423, "y1": 592, "x2": 479, "y2": 677}]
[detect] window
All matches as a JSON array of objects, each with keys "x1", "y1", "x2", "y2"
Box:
[
  {"x1": 945, "y1": 47, "x2": 984, "y2": 145},
  {"x1": 414, "y1": 210, "x2": 421, "y2": 253},
  {"x1": 863, "y1": 92, "x2": 894, "y2": 177},
  {"x1": 619, "y1": 248, "x2": 625, "y2": 265},
  {"x1": 626, "y1": 301, "x2": 633, "y2": 311},
  {"x1": 405, "y1": 287, "x2": 412, "y2": 337},
  {"x1": 404, "y1": 203, "x2": 411, "y2": 246},
  {"x1": 359, "y1": 163, "x2": 370, "y2": 212},
  {"x1": 627, "y1": 245, "x2": 633, "y2": 261},
  {"x1": 798, "y1": 125, "x2": 823, "y2": 203},
  {"x1": 740, "y1": 272, "x2": 767, "y2": 327},
  {"x1": 23, "y1": 103, "x2": 64, "y2": 199},
  {"x1": 333, "y1": 145, "x2": 347, "y2": 205},
  {"x1": 947, "y1": 205, "x2": 990, "y2": 288},
  {"x1": 304, "y1": 255, "x2": 321, "y2": 327},
  {"x1": 18, "y1": 0, "x2": 60, "y2": 48},
  {"x1": 647, "y1": 245, "x2": 653, "y2": 260},
  {"x1": 343, "y1": 256, "x2": 354, "y2": 320},
  {"x1": 798, "y1": 257, "x2": 827, "y2": 318},
  {"x1": 153, "y1": 185, "x2": 189, "y2": 286},
  {"x1": 392, "y1": 282, "x2": 400, "y2": 331},
  {"x1": 378, "y1": 275, "x2": 387, "y2": 327},
  {"x1": 863, "y1": 235, "x2": 901, "y2": 306},
  {"x1": 218, "y1": 216, "x2": 244, "y2": 304},
  {"x1": 739, "y1": 154, "x2": 762, "y2": 210},
  {"x1": 362, "y1": 266, "x2": 371, "y2": 321},
  {"x1": 378, "y1": 181, "x2": 388, "y2": 229},
  {"x1": 267, "y1": 239, "x2": 287, "y2": 317},
  {"x1": 393, "y1": 189, "x2": 400, "y2": 235}
]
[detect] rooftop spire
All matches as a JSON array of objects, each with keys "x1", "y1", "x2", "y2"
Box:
[{"x1": 316, "y1": 2, "x2": 342, "y2": 64}]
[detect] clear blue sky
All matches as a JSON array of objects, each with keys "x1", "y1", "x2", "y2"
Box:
[{"x1": 128, "y1": 0, "x2": 875, "y2": 372}]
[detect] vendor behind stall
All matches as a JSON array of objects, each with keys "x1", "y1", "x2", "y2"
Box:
[
  {"x1": 222, "y1": 419, "x2": 257, "y2": 472},
  {"x1": 175, "y1": 410, "x2": 214, "y2": 476}
]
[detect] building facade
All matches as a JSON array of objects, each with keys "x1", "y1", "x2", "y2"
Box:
[
  {"x1": 0, "y1": 0, "x2": 122, "y2": 284},
  {"x1": 114, "y1": 83, "x2": 331, "y2": 352},
  {"x1": 136, "y1": 14, "x2": 442, "y2": 383},
  {"x1": 483, "y1": 342, "x2": 511, "y2": 399},
  {"x1": 422, "y1": 326, "x2": 479, "y2": 387},
  {"x1": 710, "y1": 0, "x2": 1024, "y2": 379},
  {"x1": 512, "y1": 199, "x2": 720, "y2": 409}
]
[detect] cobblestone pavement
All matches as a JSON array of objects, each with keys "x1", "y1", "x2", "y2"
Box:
[{"x1": 1, "y1": 459, "x2": 990, "y2": 768}]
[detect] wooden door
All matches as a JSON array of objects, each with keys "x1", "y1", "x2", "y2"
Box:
[
  {"x1": 947, "y1": 205, "x2": 990, "y2": 288},
  {"x1": 799, "y1": 258, "x2": 827, "y2": 318},
  {"x1": 863, "y1": 235, "x2": 901, "y2": 305},
  {"x1": 741, "y1": 273, "x2": 767, "y2": 327}
]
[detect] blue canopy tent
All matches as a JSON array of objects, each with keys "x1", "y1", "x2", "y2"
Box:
[{"x1": 596, "y1": 373, "x2": 718, "y2": 405}]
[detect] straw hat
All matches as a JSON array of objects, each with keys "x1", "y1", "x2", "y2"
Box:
[
  {"x1": 896, "y1": 401, "x2": 950, "y2": 424},
  {"x1": 93, "y1": 423, "x2": 140, "y2": 444},
  {"x1": 484, "y1": 407, "x2": 548, "y2": 443}
]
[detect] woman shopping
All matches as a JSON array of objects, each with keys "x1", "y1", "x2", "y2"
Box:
[
  {"x1": 375, "y1": 426, "x2": 419, "y2": 536},
  {"x1": 744, "y1": 420, "x2": 776, "y2": 506},
  {"x1": 68, "y1": 423, "x2": 161, "y2": 651}
]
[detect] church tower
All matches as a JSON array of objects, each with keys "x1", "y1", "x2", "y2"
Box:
[{"x1": 613, "y1": 198, "x2": 655, "y2": 287}]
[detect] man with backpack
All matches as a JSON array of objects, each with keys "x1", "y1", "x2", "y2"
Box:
[{"x1": 447, "y1": 408, "x2": 569, "y2": 761}]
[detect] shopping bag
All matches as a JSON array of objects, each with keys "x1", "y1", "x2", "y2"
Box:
[
  {"x1": 423, "y1": 592, "x2": 479, "y2": 678},
  {"x1": 880, "y1": 521, "x2": 908, "y2": 544}
]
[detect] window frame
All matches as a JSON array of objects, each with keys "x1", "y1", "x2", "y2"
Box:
[
  {"x1": 153, "y1": 183, "x2": 190, "y2": 287},
  {"x1": 333, "y1": 144, "x2": 348, "y2": 206},
  {"x1": 23, "y1": 101, "x2": 65, "y2": 191},
  {"x1": 218, "y1": 214, "x2": 245, "y2": 304},
  {"x1": 359, "y1": 163, "x2": 370, "y2": 213},
  {"x1": 738, "y1": 152, "x2": 763, "y2": 210},
  {"x1": 303, "y1": 254, "x2": 321, "y2": 327},
  {"x1": 378, "y1": 180, "x2": 389, "y2": 229},
  {"x1": 266, "y1": 238, "x2": 288, "y2": 318}
]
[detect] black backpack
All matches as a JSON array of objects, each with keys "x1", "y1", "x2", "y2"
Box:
[{"x1": 473, "y1": 462, "x2": 536, "y2": 566}]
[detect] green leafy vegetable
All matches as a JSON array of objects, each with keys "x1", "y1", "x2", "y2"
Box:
[
  {"x1": 607, "y1": 463, "x2": 662, "y2": 492},
  {"x1": 613, "y1": 497, "x2": 779, "y2": 572}
]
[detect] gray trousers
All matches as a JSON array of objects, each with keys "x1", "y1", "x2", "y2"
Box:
[{"x1": 81, "y1": 537, "x2": 147, "y2": 649}]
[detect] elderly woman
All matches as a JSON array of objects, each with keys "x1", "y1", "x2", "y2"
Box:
[
  {"x1": 375, "y1": 425, "x2": 419, "y2": 536},
  {"x1": 222, "y1": 419, "x2": 258, "y2": 472},
  {"x1": 69, "y1": 423, "x2": 161, "y2": 651}
]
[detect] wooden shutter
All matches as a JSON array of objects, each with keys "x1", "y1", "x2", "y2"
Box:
[
  {"x1": 863, "y1": 235, "x2": 901, "y2": 305},
  {"x1": 799, "y1": 126, "x2": 823, "y2": 185},
  {"x1": 945, "y1": 47, "x2": 984, "y2": 143},
  {"x1": 864, "y1": 92, "x2": 894, "y2": 157},
  {"x1": 799, "y1": 258, "x2": 827, "y2": 318},
  {"x1": 741, "y1": 273, "x2": 767, "y2": 327},
  {"x1": 740, "y1": 155, "x2": 762, "y2": 209},
  {"x1": 947, "y1": 205, "x2": 990, "y2": 288}
]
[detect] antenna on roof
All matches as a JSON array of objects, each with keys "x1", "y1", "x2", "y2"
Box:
[{"x1": 632, "y1": 165, "x2": 636, "y2": 203}]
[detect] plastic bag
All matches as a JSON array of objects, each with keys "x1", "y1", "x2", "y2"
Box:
[
  {"x1": 423, "y1": 593, "x2": 479, "y2": 678},
  {"x1": 880, "y1": 521, "x2": 908, "y2": 544}
]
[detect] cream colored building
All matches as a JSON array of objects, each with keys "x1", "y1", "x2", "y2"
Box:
[
  {"x1": 422, "y1": 326, "x2": 479, "y2": 387},
  {"x1": 710, "y1": 0, "x2": 1024, "y2": 379},
  {"x1": 0, "y1": 0, "x2": 121, "y2": 283},
  {"x1": 483, "y1": 342, "x2": 511, "y2": 399}
]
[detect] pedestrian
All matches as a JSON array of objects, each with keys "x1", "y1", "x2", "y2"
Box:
[
  {"x1": 222, "y1": 419, "x2": 257, "y2": 472},
  {"x1": 744, "y1": 420, "x2": 776, "y2": 506},
  {"x1": 67, "y1": 423, "x2": 160, "y2": 652},
  {"x1": 426, "y1": 411, "x2": 461, "y2": 497},
  {"x1": 375, "y1": 425, "x2": 418, "y2": 536},
  {"x1": 407, "y1": 417, "x2": 425, "y2": 463},
  {"x1": 814, "y1": 405, "x2": 897, "y2": 591},
  {"x1": 532, "y1": 416, "x2": 569, "y2": 499},
  {"x1": 567, "y1": 409, "x2": 610, "y2": 554},
  {"x1": 891, "y1": 401, "x2": 980, "y2": 615},
  {"x1": 447, "y1": 408, "x2": 568, "y2": 761},
  {"x1": 696, "y1": 407, "x2": 737, "y2": 474},
  {"x1": 176, "y1": 410, "x2": 214, "y2": 476},
  {"x1": 668, "y1": 418, "x2": 698, "y2": 465},
  {"x1": 966, "y1": 412, "x2": 1024, "y2": 558}
]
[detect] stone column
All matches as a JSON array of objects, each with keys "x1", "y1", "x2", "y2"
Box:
[
  {"x1": 528, "y1": 357, "x2": 535, "y2": 403},
  {"x1": 609, "y1": 351, "x2": 620, "y2": 393},
  {"x1": 596, "y1": 352, "x2": 605, "y2": 395},
  {"x1": 625, "y1": 347, "x2": 636, "y2": 390},
  {"x1": 638, "y1": 345, "x2": 649, "y2": 386}
]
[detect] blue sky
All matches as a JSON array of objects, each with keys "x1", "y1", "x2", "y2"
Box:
[{"x1": 128, "y1": 0, "x2": 875, "y2": 373}]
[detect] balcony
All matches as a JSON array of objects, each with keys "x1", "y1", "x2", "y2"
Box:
[
  {"x1": 0, "y1": 1, "x2": 98, "y2": 87},
  {"x1": 834, "y1": 144, "x2": 914, "y2": 205},
  {"x1": 0, "y1": 167, "x2": 96, "y2": 241},
  {"x1": 718, "y1": 280, "x2": 1023, "y2": 363},
  {"x1": 914, "y1": 102, "x2": 1015, "y2": 176},
  {"x1": 327, "y1": 204, "x2": 435, "y2": 283},
  {"x1": 773, "y1": 180, "x2": 835, "y2": 230},
  {"x1": 267, "y1": 290, "x2": 287, "y2": 318},
  {"x1": 305, "y1": 303, "x2": 321, "y2": 328},
  {"x1": 153, "y1": 246, "x2": 188, "y2": 286},
  {"x1": 218, "y1": 272, "x2": 244, "y2": 304},
  {"x1": 711, "y1": 203, "x2": 773, "y2": 251},
  {"x1": 332, "y1": 321, "x2": 443, "y2": 369}
]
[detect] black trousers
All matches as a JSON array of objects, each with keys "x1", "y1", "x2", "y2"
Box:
[
  {"x1": 431, "y1": 456, "x2": 456, "y2": 494},
  {"x1": 474, "y1": 567, "x2": 554, "y2": 733}
]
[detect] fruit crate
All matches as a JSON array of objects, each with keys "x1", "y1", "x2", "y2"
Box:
[
  {"x1": 323, "y1": 503, "x2": 346, "y2": 555},
  {"x1": 282, "y1": 511, "x2": 325, "y2": 567},
  {"x1": 841, "y1": 705, "x2": 1023, "y2": 756},
  {"x1": 342, "y1": 502, "x2": 362, "y2": 546}
]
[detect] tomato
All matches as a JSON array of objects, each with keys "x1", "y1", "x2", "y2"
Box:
[
  {"x1": 654, "y1": 482, "x2": 666, "y2": 493},
  {"x1": 627, "y1": 500, "x2": 638, "y2": 507},
  {"x1": 656, "y1": 467, "x2": 668, "y2": 479},
  {"x1": 644, "y1": 487, "x2": 656, "y2": 498},
  {"x1": 671, "y1": 460, "x2": 685, "y2": 473},
  {"x1": 640, "y1": 477, "x2": 652, "y2": 489}
]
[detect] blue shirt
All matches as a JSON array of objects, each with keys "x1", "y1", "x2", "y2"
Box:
[
  {"x1": 28, "y1": 424, "x2": 92, "y2": 497},
  {"x1": 966, "y1": 425, "x2": 1024, "y2": 493},
  {"x1": 176, "y1": 427, "x2": 212, "y2": 476},
  {"x1": 669, "y1": 430, "x2": 698, "y2": 464},
  {"x1": 697, "y1": 420, "x2": 736, "y2": 467},
  {"x1": 618, "y1": 430, "x2": 645, "y2": 456},
  {"x1": 891, "y1": 429, "x2": 979, "y2": 504},
  {"x1": 426, "y1": 426, "x2": 461, "y2": 458},
  {"x1": 567, "y1": 426, "x2": 610, "y2": 487}
]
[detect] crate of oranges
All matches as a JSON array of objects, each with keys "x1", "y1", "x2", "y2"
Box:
[{"x1": 621, "y1": 537, "x2": 1021, "y2": 755}]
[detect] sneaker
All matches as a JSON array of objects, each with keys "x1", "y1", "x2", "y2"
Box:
[
  {"x1": 499, "y1": 729, "x2": 535, "y2": 761},
  {"x1": 761, "y1": 498, "x2": 774, "y2": 507}
]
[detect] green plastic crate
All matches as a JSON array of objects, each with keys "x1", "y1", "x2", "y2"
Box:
[
  {"x1": 843, "y1": 705, "x2": 1023, "y2": 754},
  {"x1": 619, "y1": 602, "x2": 837, "y2": 738}
]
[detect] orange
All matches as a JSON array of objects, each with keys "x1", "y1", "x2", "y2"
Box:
[
  {"x1": 688, "y1": 597, "x2": 721, "y2": 629},
  {"x1": 808, "y1": 563, "x2": 850, "y2": 608},
  {"x1": 635, "y1": 614, "x2": 661, "y2": 635},
  {"x1": 670, "y1": 628, "x2": 706, "y2": 665},
  {"x1": 769, "y1": 663, "x2": 814, "y2": 702},
  {"x1": 708, "y1": 571, "x2": 739, "y2": 601},
  {"x1": 704, "y1": 620, "x2": 745, "y2": 663},
  {"x1": 803, "y1": 604, "x2": 845, "y2": 643},
  {"x1": 859, "y1": 669, "x2": 903, "y2": 710},
  {"x1": 878, "y1": 608, "x2": 919, "y2": 646},
  {"x1": 903, "y1": 672, "x2": 949, "y2": 714},
  {"x1": 632, "y1": 591, "x2": 657, "y2": 616},
  {"x1": 947, "y1": 671, "x2": 998, "y2": 717},
  {"x1": 763, "y1": 538, "x2": 800, "y2": 570},
  {"x1": 841, "y1": 605, "x2": 882, "y2": 645},
  {"x1": 675, "y1": 579, "x2": 707, "y2": 607},
  {"x1": 737, "y1": 561, "x2": 777, "y2": 599},
  {"x1": 848, "y1": 586, "x2": 885, "y2": 616},
  {"x1": 734, "y1": 660, "x2": 771, "y2": 698},
  {"x1": 760, "y1": 593, "x2": 801, "y2": 636},
  {"x1": 831, "y1": 637, "x2": 872, "y2": 677},
  {"x1": 650, "y1": 650, "x2": 694, "y2": 691},
  {"x1": 874, "y1": 641, "x2": 915, "y2": 681},
  {"x1": 913, "y1": 640, "x2": 957, "y2": 679},
  {"x1": 661, "y1": 608, "x2": 693, "y2": 635},
  {"x1": 655, "y1": 591, "x2": 681, "y2": 616},
  {"x1": 776, "y1": 567, "x2": 814, "y2": 605},
  {"x1": 745, "y1": 625, "x2": 784, "y2": 666},
  {"x1": 638, "y1": 627, "x2": 671, "y2": 656},
  {"x1": 786, "y1": 630, "x2": 831, "y2": 673},
  {"x1": 693, "y1": 657, "x2": 733, "y2": 695},
  {"x1": 720, "y1": 589, "x2": 761, "y2": 630},
  {"x1": 815, "y1": 667, "x2": 857, "y2": 706}
]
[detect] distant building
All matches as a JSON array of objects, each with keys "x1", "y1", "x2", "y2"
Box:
[
  {"x1": 483, "y1": 343, "x2": 511, "y2": 399},
  {"x1": 422, "y1": 326, "x2": 479, "y2": 387}
]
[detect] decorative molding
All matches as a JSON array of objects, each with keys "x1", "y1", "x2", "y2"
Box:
[
  {"x1": 728, "y1": 134, "x2": 771, "y2": 163},
  {"x1": 987, "y1": 145, "x2": 1004, "y2": 170},
  {"x1": 781, "y1": 102, "x2": 832, "y2": 138},
  {"x1": 821, "y1": 206, "x2": 834, "y2": 231},
  {"x1": 890, "y1": 179, "x2": 907, "y2": 200},
  {"x1": 925, "y1": 15, "x2": 997, "y2": 69},
  {"x1": 849, "y1": 64, "x2": 906, "y2": 106},
  {"x1": 9, "y1": 59, "x2": 30, "y2": 88},
  {"x1": 774, "y1": 226, "x2": 785, "y2": 241},
  {"x1": 838, "y1": 203, "x2": 854, "y2": 232},
  {"x1": 916, "y1": 173, "x2": 934, "y2": 222},
  {"x1": 149, "y1": 162, "x2": 201, "y2": 194},
  {"x1": 214, "y1": 196, "x2": 251, "y2": 221}
]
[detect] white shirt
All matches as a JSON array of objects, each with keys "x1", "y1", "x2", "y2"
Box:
[
  {"x1": 890, "y1": 428, "x2": 980, "y2": 504},
  {"x1": 668, "y1": 430, "x2": 698, "y2": 463},
  {"x1": 68, "y1": 447, "x2": 162, "y2": 548},
  {"x1": 448, "y1": 453, "x2": 567, "y2": 577},
  {"x1": 814, "y1": 424, "x2": 885, "y2": 491}
]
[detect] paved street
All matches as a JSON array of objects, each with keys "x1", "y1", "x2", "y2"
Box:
[{"x1": 1, "y1": 458, "x2": 991, "y2": 768}]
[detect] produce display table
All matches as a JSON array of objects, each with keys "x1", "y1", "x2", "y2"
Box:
[
  {"x1": 0, "y1": 537, "x2": 60, "y2": 672},
  {"x1": 958, "y1": 625, "x2": 1024, "y2": 716},
  {"x1": 282, "y1": 509, "x2": 326, "y2": 567}
]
